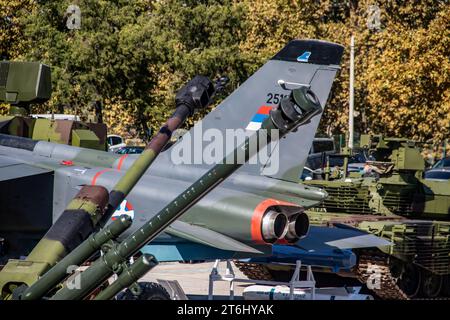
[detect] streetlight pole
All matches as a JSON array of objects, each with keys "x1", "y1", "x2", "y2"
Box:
[{"x1": 348, "y1": 34, "x2": 355, "y2": 150}]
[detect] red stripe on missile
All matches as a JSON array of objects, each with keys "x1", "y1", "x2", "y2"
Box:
[
  {"x1": 250, "y1": 198, "x2": 300, "y2": 244},
  {"x1": 116, "y1": 154, "x2": 129, "y2": 171},
  {"x1": 91, "y1": 169, "x2": 113, "y2": 185}
]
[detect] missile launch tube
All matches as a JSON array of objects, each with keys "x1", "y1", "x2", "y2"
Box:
[{"x1": 50, "y1": 87, "x2": 322, "y2": 300}]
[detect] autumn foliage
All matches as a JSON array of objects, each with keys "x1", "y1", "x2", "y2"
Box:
[{"x1": 1, "y1": 0, "x2": 448, "y2": 144}]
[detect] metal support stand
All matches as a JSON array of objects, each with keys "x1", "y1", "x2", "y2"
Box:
[{"x1": 208, "y1": 259, "x2": 316, "y2": 300}]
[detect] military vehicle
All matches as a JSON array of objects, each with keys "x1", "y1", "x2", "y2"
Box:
[
  {"x1": 0, "y1": 61, "x2": 107, "y2": 151},
  {"x1": 300, "y1": 135, "x2": 450, "y2": 299},
  {"x1": 0, "y1": 39, "x2": 346, "y2": 299},
  {"x1": 306, "y1": 137, "x2": 336, "y2": 170}
]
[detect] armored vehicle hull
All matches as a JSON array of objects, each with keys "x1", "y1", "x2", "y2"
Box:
[{"x1": 305, "y1": 135, "x2": 450, "y2": 299}]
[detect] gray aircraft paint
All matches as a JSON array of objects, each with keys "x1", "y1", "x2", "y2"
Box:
[{"x1": 142, "y1": 60, "x2": 340, "y2": 183}]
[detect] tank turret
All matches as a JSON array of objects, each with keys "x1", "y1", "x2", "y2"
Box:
[{"x1": 0, "y1": 61, "x2": 107, "y2": 151}]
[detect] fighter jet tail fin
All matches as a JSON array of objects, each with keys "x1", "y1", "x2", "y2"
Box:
[{"x1": 172, "y1": 40, "x2": 344, "y2": 183}]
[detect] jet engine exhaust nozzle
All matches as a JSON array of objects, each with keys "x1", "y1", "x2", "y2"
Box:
[
  {"x1": 284, "y1": 212, "x2": 310, "y2": 243},
  {"x1": 261, "y1": 210, "x2": 288, "y2": 243}
]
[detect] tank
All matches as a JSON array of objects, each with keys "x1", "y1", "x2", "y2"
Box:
[
  {"x1": 0, "y1": 61, "x2": 107, "y2": 151},
  {"x1": 305, "y1": 134, "x2": 450, "y2": 299}
]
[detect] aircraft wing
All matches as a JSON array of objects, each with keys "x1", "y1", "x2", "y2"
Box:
[
  {"x1": 162, "y1": 221, "x2": 391, "y2": 258},
  {"x1": 297, "y1": 225, "x2": 392, "y2": 251},
  {"x1": 0, "y1": 155, "x2": 52, "y2": 181}
]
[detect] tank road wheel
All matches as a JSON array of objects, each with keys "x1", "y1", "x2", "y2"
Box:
[
  {"x1": 397, "y1": 263, "x2": 421, "y2": 298},
  {"x1": 116, "y1": 282, "x2": 170, "y2": 300},
  {"x1": 388, "y1": 258, "x2": 404, "y2": 279},
  {"x1": 420, "y1": 271, "x2": 443, "y2": 298}
]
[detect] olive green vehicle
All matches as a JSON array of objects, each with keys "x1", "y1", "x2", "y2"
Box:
[
  {"x1": 0, "y1": 61, "x2": 107, "y2": 151},
  {"x1": 305, "y1": 134, "x2": 450, "y2": 299}
]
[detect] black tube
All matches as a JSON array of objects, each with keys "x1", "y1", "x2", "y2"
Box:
[{"x1": 0, "y1": 133, "x2": 38, "y2": 151}]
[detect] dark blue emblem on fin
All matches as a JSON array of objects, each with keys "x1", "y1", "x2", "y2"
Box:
[{"x1": 297, "y1": 51, "x2": 311, "y2": 62}]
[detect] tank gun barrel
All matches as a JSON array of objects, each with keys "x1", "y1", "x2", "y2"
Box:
[{"x1": 50, "y1": 86, "x2": 322, "y2": 300}]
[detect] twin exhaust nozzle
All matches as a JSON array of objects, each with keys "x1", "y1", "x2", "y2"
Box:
[{"x1": 261, "y1": 208, "x2": 309, "y2": 244}]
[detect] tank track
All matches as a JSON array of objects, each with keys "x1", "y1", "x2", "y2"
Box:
[
  {"x1": 234, "y1": 258, "x2": 410, "y2": 299},
  {"x1": 233, "y1": 261, "x2": 274, "y2": 281},
  {"x1": 356, "y1": 250, "x2": 450, "y2": 300},
  {"x1": 356, "y1": 251, "x2": 409, "y2": 300},
  {"x1": 235, "y1": 257, "x2": 450, "y2": 300}
]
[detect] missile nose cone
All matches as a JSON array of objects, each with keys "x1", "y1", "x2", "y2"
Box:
[
  {"x1": 301, "y1": 185, "x2": 328, "y2": 201},
  {"x1": 318, "y1": 188, "x2": 328, "y2": 200}
]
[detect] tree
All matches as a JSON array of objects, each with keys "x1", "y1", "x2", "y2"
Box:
[
  {"x1": 137, "y1": 0, "x2": 247, "y2": 132},
  {"x1": 363, "y1": 4, "x2": 449, "y2": 142},
  {"x1": 0, "y1": 0, "x2": 34, "y2": 115},
  {"x1": 6, "y1": 0, "x2": 247, "y2": 139},
  {"x1": 312, "y1": 0, "x2": 449, "y2": 143},
  {"x1": 0, "y1": 0, "x2": 33, "y2": 60},
  {"x1": 1, "y1": 0, "x2": 448, "y2": 144},
  {"x1": 16, "y1": 1, "x2": 157, "y2": 138}
]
